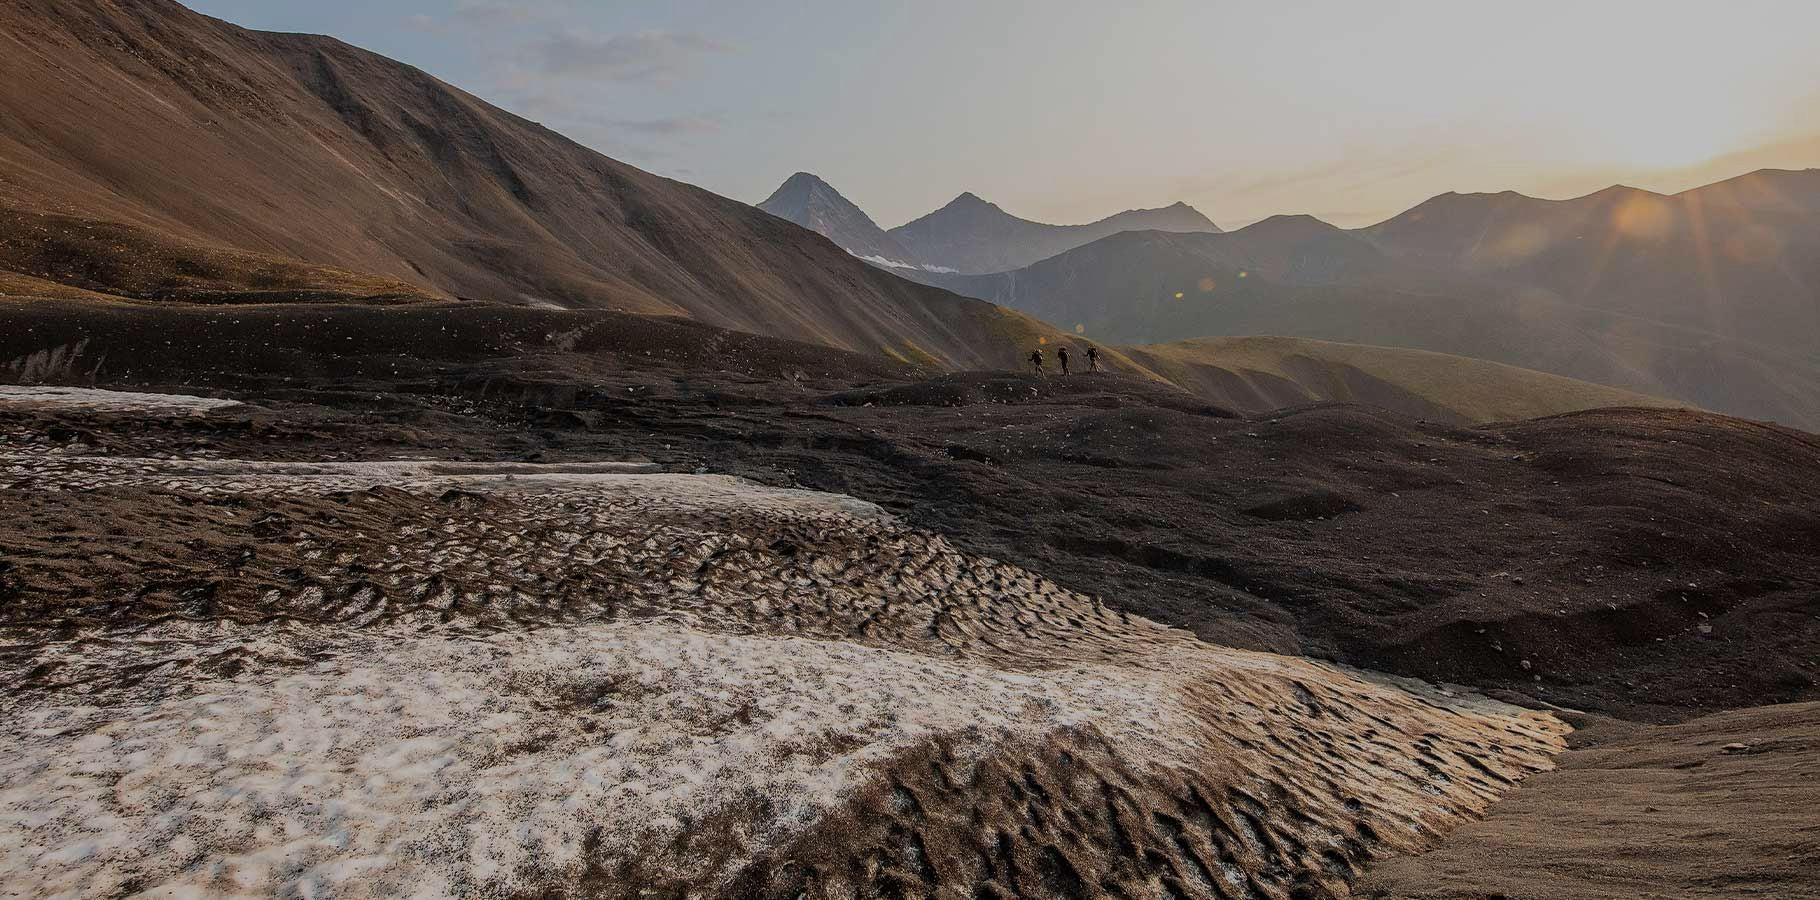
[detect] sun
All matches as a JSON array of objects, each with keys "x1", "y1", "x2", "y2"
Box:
[{"x1": 1577, "y1": 95, "x2": 1756, "y2": 173}]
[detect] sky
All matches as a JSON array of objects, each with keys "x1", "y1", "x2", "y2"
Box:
[{"x1": 186, "y1": 0, "x2": 1820, "y2": 229}]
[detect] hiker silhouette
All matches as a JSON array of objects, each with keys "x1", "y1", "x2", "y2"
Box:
[
  {"x1": 1029, "y1": 347, "x2": 1044, "y2": 375},
  {"x1": 1058, "y1": 346, "x2": 1071, "y2": 375},
  {"x1": 1086, "y1": 345, "x2": 1100, "y2": 372}
]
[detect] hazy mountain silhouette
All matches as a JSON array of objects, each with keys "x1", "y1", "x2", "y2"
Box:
[
  {"x1": 916, "y1": 186, "x2": 1820, "y2": 429},
  {"x1": 1362, "y1": 175, "x2": 1820, "y2": 356},
  {"x1": 756, "y1": 172, "x2": 927, "y2": 271},
  {"x1": 0, "y1": 0, "x2": 1067, "y2": 368},
  {"x1": 1679, "y1": 167, "x2": 1820, "y2": 214},
  {"x1": 756, "y1": 174, "x2": 1224, "y2": 275},
  {"x1": 884, "y1": 191, "x2": 1221, "y2": 274}
]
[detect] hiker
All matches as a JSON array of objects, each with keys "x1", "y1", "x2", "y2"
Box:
[
  {"x1": 1058, "y1": 345, "x2": 1071, "y2": 375},
  {"x1": 1029, "y1": 347, "x2": 1045, "y2": 375},
  {"x1": 1086, "y1": 345, "x2": 1100, "y2": 372}
]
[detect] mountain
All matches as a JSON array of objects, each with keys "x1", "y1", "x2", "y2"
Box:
[
  {"x1": 920, "y1": 179, "x2": 1820, "y2": 429},
  {"x1": 755, "y1": 172, "x2": 926, "y2": 271},
  {"x1": 1681, "y1": 167, "x2": 1820, "y2": 214},
  {"x1": 1361, "y1": 175, "x2": 1820, "y2": 357},
  {"x1": 920, "y1": 215, "x2": 1403, "y2": 314},
  {"x1": 1122, "y1": 335, "x2": 1680, "y2": 424},
  {"x1": 0, "y1": 0, "x2": 1066, "y2": 369},
  {"x1": 885, "y1": 191, "x2": 1221, "y2": 274}
]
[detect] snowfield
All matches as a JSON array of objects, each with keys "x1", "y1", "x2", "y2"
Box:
[{"x1": 0, "y1": 458, "x2": 1568, "y2": 897}]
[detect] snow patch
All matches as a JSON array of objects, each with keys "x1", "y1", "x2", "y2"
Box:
[
  {"x1": 853, "y1": 254, "x2": 959, "y2": 275},
  {"x1": 0, "y1": 386, "x2": 240, "y2": 415},
  {"x1": 1, "y1": 622, "x2": 1206, "y2": 897}
]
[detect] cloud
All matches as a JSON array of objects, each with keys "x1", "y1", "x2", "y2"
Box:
[{"x1": 526, "y1": 29, "x2": 727, "y2": 81}]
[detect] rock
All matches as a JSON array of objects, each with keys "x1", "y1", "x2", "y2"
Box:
[{"x1": 1721, "y1": 742, "x2": 1749, "y2": 753}]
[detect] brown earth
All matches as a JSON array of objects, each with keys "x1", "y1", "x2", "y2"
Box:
[
  {"x1": 1357, "y1": 702, "x2": 1820, "y2": 899},
  {"x1": 0, "y1": 295, "x2": 1692, "y2": 426},
  {"x1": 1122, "y1": 335, "x2": 1679, "y2": 425},
  {"x1": 3, "y1": 303, "x2": 1815, "y2": 723}
]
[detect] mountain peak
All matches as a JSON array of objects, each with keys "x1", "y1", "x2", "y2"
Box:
[
  {"x1": 781, "y1": 171, "x2": 829, "y2": 189},
  {"x1": 888, "y1": 192, "x2": 1220, "y2": 274},
  {"x1": 1239, "y1": 213, "x2": 1342, "y2": 239},
  {"x1": 945, "y1": 191, "x2": 996, "y2": 210},
  {"x1": 758, "y1": 172, "x2": 922, "y2": 268}
]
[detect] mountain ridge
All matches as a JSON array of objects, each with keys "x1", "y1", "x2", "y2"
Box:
[
  {"x1": 886, "y1": 188, "x2": 1222, "y2": 274},
  {"x1": 756, "y1": 171, "x2": 1220, "y2": 275}
]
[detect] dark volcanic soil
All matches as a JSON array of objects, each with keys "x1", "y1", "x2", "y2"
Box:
[
  {"x1": 1356, "y1": 701, "x2": 1820, "y2": 898},
  {"x1": 3, "y1": 302, "x2": 1817, "y2": 723}
]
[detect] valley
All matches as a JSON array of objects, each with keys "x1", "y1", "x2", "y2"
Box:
[{"x1": 2, "y1": 0, "x2": 1817, "y2": 897}]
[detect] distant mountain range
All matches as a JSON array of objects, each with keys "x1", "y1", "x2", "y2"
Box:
[
  {"x1": 758, "y1": 173, "x2": 1221, "y2": 275},
  {"x1": 887, "y1": 171, "x2": 1820, "y2": 429}
]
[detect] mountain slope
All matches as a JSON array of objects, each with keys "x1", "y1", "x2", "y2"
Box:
[
  {"x1": 886, "y1": 191, "x2": 1220, "y2": 274},
  {"x1": 1122, "y1": 335, "x2": 1682, "y2": 424},
  {"x1": 755, "y1": 172, "x2": 926, "y2": 270},
  {"x1": 0, "y1": 0, "x2": 1064, "y2": 368},
  {"x1": 919, "y1": 215, "x2": 1406, "y2": 317},
  {"x1": 1682, "y1": 167, "x2": 1820, "y2": 214},
  {"x1": 1360, "y1": 175, "x2": 1820, "y2": 356}
]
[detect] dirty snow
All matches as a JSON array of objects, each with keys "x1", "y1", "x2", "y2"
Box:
[
  {"x1": 0, "y1": 385, "x2": 241, "y2": 414},
  {"x1": 0, "y1": 460, "x2": 1570, "y2": 897}
]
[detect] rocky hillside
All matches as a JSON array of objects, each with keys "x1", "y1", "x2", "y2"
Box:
[{"x1": 0, "y1": 0, "x2": 1064, "y2": 368}]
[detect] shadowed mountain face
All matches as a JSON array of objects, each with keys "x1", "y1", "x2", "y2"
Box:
[
  {"x1": 884, "y1": 191, "x2": 1221, "y2": 275},
  {"x1": 0, "y1": 0, "x2": 1070, "y2": 369},
  {"x1": 918, "y1": 176, "x2": 1820, "y2": 429}
]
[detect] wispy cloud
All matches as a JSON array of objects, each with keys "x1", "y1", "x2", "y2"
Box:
[{"x1": 526, "y1": 29, "x2": 728, "y2": 81}]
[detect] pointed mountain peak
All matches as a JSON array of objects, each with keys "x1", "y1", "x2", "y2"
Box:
[
  {"x1": 762, "y1": 171, "x2": 840, "y2": 207},
  {"x1": 780, "y1": 171, "x2": 829, "y2": 189},
  {"x1": 757, "y1": 171, "x2": 923, "y2": 268},
  {"x1": 943, "y1": 191, "x2": 1000, "y2": 212}
]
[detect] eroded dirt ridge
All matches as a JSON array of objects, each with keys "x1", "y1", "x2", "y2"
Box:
[{"x1": 0, "y1": 452, "x2": 1567, "y2": 898}]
